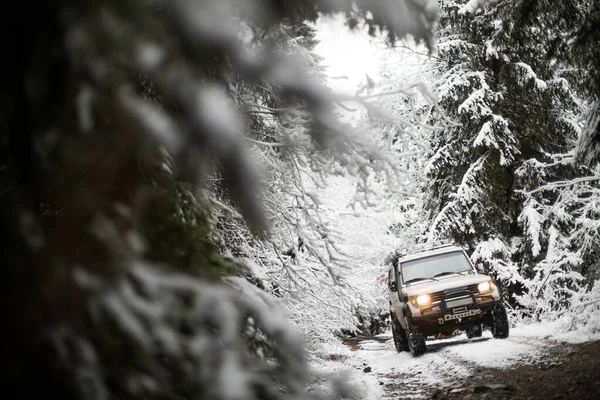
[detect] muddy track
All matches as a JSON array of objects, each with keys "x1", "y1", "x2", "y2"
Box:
[{"x1": 343, "y1": 329, "x2": 600, "y2": 399}]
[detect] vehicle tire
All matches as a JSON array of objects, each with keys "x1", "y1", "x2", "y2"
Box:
[
  {"x1": 390, "y1": 313, "x2": 410, "y2": 352},
  {"x1": 466, "y1": 324, "x2": 482, "y2": 339},
  {"x1": 491, "y1": 304, "x2": 510, "y2": 339},
  {"x1": 404, "y1": 317, "x2": 427, "y2": 356}
]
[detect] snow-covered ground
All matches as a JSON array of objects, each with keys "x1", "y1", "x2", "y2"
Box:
[{"x1": 310, "y1": 321, "x2": 600, "y2": 399}]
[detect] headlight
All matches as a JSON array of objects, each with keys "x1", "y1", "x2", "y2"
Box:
[
  {"x1": 477, "y1": 281, "x2": 494, "y2": 294},
  {"x1": 411, "y1": 294, "x2": 432, "y2": 307}
]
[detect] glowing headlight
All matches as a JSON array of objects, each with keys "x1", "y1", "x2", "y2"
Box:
[
  {"x1": 477, "y1": 281, "x2": 494, "y2": 294},
  {"x1": 413, "y1": 294, "x2": 431, "y2": 307}
]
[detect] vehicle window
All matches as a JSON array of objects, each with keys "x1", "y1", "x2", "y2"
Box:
[{"x1": 400, "y1": 251, "x2": 473, "y2": 284}]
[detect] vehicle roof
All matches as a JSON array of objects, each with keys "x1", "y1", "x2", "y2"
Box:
[{"x1": 396, "y1": 245, "x2": 465, "y2": 264}]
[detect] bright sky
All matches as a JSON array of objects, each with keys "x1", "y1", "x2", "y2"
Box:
[{"x1": 312, "y1": 14, "x2": 382, "y2": 96}]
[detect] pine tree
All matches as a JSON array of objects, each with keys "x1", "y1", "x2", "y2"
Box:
[
  {"x1": 488, "y1": 0, "x2": 600, "y2": 320},
  {"x1": 490, "y1": 0, "x2": 600, "y2": 167},
  {"x1": 0, "y1": 1, "x2": 440, "y2": 398},
  {"x1": 423, "y1": 0, "x2": 592, "y2": 309}
]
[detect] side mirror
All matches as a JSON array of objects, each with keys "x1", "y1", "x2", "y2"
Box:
[{"x1": 389, "y1": 281, "x2": 397, "y2": 292}]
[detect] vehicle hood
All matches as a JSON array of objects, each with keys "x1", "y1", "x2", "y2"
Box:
[{"x1": 403, "y1": 273, "x2": 491, "y2": 296}]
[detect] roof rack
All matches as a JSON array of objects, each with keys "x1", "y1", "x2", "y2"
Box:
[
  {"x1": 384, "y1": 242, "x2": 460, "y2": 266},
  {"x1": 425, "y1": 242, "x2": 457, "y2": 251}
]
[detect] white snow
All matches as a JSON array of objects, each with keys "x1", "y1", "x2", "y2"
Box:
[
  {"x1": 514, "y1": 62, "x2": 548, "y2": 91},
  {"x1": 519, "y1": 200, "x2": 544, "y2": 257},
  {"x1": 516, "y1": 319, "x2": 600, "y2": 344},
  {"x1": 459, "y1": 0, "x2": 488, "y2": 15},
  {"x1": 315, "y1": 321, "x2": 600, "y2": 399}
]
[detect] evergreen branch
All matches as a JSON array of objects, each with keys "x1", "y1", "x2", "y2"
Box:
[{"x1": 521, "y1": 176, "x2": 600, "y2": 195}]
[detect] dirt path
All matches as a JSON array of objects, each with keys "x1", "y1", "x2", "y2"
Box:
[
  {"x1": 432, "y1": 339, "x2": 600, "y2": 399},
  {"x1": 341, "y1": 327, "x2": 600, "y2": 399}
]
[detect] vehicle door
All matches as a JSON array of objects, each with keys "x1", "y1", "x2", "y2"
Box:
[{"x1": 388, "y1": 264, "x2": 404, "y2": 319}]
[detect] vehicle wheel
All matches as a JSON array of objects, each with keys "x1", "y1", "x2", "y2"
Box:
[
  {"x1": 491, "y1": 304, "x2": 510, "y2": 339},
  {"x1": 466, "y1": 324, "x2": 482, "y2": 339},
  {"x1": 390, "y1": 313, "x2": 410, "y2": 352},
  {"x1": 404, "y1": 317, "x2": 426, "y2": 356}
]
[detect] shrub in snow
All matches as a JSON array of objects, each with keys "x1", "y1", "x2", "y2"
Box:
[{"x1": 560, "y1": 279, "x2": 600, "y2": 335}]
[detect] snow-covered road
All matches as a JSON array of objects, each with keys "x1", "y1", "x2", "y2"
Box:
[
  {"x1": 348, "y1": 329, "x2": 549, "y2": 399},
  {"x1": 312, "y1": 322, "x2": 600, "y2": 399}
]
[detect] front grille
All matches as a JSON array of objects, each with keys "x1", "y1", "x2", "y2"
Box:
[
  {"x1": 467, "y1": 284, "x2": 479, "y2": 295},
  {"x1": 429, "y1": 286, "x2": 476, "y2": 304},
  {"x1": 430, "y1": 291, "x2": 445, "y2": 304}
]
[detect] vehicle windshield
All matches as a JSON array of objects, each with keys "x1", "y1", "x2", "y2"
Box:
[{"x1": 400, "y1": 250, "x2": 473, "y2": 284}]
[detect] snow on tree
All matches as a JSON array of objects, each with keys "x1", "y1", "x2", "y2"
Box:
[
  {"x1": 315, "y1": 41, "x2": 443, "y2": 335},
  {"x1": 575, "y1": 101, "x2": 600, "y2": 167},
  {"x1": 477, "y1": 0, "x2": 600, "y2": 168},
  {"x1": 209, "y1": 23, "x2": 445, "y2": 348},
  {"x1": 464, "y1": 0, "x2": 600, "y2": 327},
  {"x1": 0, "y1": 0, "x2": 442, "y2": 398},
  {"x1": 421, "y1": 0, "x2": 600, "y2": 324},
  {"x1": 513, "y1": 166, "x2": 600, "y2": 320}
]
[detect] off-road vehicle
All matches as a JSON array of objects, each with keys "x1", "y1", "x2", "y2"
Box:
[{"x1": 386, "y1": 244, "x2": 509, "y2": 356}]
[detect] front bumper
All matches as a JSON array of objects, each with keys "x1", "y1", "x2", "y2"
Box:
[{"x1": 407, "y1": 290, "x2": 501, "y2": 333}]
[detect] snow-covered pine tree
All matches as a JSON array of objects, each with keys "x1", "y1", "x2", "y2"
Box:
[
  {"x1": 423, "y1": 0, "x2": 593, "y2": 311},
  {"x1": 0, "y1": 1, "x2": 440, "y2": 398},
  {"x1": 482, "y1": 0, "x2": 600, "y2": 322},
  {"x1": 480, "y1": 0, "x2": 600, "y2": 167}
]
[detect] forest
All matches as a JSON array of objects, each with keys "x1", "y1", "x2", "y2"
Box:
[{"x1": 0, "y1": 0, "x2": 599, "y2": 399}]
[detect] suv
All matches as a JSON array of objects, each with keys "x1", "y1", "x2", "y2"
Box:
[{"x1": 386, "y1": 244, "x2": 509, "y2": 356}]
